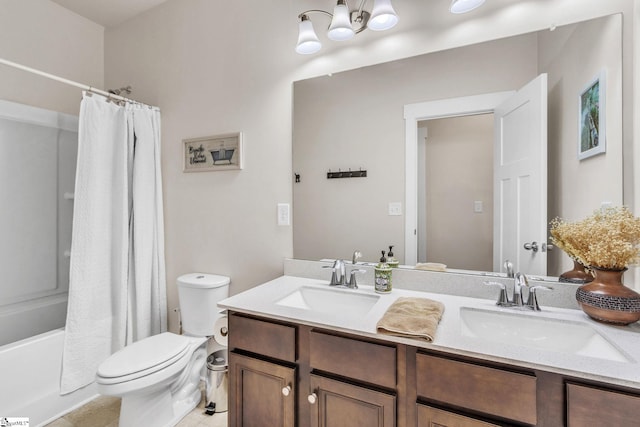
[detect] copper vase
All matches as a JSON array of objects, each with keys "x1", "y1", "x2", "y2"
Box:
[
  {"x1": 559, "y1": 259, "x2": 593, "y2": 284},
  {"x1": 575, "y1": 267, "x2": 640, "y2": 325}
]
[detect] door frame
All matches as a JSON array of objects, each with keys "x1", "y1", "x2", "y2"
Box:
[{"x1": 404, "y1": 91, "x2": 515, "y2": 266}]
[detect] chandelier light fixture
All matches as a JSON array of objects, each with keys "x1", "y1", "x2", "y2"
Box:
[
  {"x1": 295, "y1": 0, "x2": 399, "y2": 55},
  {"x1": 449, "y1": 0, "x2": 486, "y2": 14}
]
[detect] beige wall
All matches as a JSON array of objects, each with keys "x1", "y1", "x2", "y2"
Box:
[
  {"x1": 424, "y1": 115, "x2": 494, "y2": 271},
  {"x1": 104, "y1": 1, "x2": 298, "y2": 333},
  {"x1": 100, "y1": 0, "x2": 637, "y2": 333},
  {"x1": 0, "y1": 0, "x2": 104, "y2": 114},
  {"x1": 542, "y1": 14, "x2": 623, "y2": 275}
]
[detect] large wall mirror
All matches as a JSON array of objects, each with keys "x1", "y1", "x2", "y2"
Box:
[{"x1": 293, "y1": 13, "x2": 623, "y2": 279}]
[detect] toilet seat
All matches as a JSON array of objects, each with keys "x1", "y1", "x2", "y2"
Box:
[{"x1": 96, "y1": 333, "x2": 191, "y2": 385}]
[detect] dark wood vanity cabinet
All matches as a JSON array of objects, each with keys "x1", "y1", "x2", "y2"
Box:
[
  {"x1": 308, "y1": 331, "x2": 397, "y2": 427},
  {"x1": 229, "y1": 352, "x2": 296, "y2": 427},
  {"x1": 228, "y1": 313, "x2": 398, "y2": 427},
  {"x1": 228, "y1": 314, "x2": 298, "y2": 427},
  {"x1": 416, "y1": 353, "x2": 537, "y2": 426},
  {"x1": 566, "y1": 383, "x2": 640, "y2": 426},
  {"x1": 416, "y1": 404, "x2": 501, "y2": 427},
  {"x1": 228, "y1": 311, "x2": 640, "y2": 427},
  {"x1": 309, "y1": 374, "x2": 396, "y2": 427}
]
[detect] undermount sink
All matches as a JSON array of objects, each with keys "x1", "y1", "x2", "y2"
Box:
[
  {"x1": 460, "y1": 307, "x2": 632, "y2": 363},
  {"x1": 275, "y1": 285, "x2": 380, "y2": 317}
]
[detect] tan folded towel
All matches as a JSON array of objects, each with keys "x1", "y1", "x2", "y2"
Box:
[
  {"x1": 376, "y1": 297, "x2": 445, "y2": 342},
  {"x1": 415, "y1": 262, "x2": 447, "y2": 272}
]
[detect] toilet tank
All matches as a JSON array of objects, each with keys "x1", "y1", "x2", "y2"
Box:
[{"x1": 177, "y1": 273, "x2": 230, "y2": 336}]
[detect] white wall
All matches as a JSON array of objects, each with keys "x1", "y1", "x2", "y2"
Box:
[
  {"x1": 0, "y1": 0, "x2": 104, "y2": 114},
  {"x1": 102, "y1": 0, "x2": 637, "y2": 333}
]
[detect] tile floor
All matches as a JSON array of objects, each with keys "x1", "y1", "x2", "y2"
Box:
[{"x1": 45, "y1": 388, "x2": 228, "y2": 427}]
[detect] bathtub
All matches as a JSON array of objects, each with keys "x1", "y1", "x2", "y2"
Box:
[{"x1": 0, "y1": 328, "x2": 99, "y2": 426}]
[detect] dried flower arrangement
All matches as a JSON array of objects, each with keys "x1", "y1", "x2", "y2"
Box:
[{"x1": 550, "y1": 206, "x2": 640, "y2": 270}]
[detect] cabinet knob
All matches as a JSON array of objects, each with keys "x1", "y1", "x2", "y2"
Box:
[
  {"x1": 282, "y1": 385, "x2": 292, "y2": 397},
  {"x1": 308, "y1": 392, "x2": 317, "y2": 404}
]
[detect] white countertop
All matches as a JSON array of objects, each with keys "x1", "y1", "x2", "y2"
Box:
[{"x1": 218, "y1": 275, "x2": 640, "y2": 390}]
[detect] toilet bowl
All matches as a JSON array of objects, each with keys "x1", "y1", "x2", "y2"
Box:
[
  {"x1": 95, "y1": 273, "x2": 230, "y2": 427},
  {"x1": 96, "y1": 333, "x2": 207, "y2": 427}
]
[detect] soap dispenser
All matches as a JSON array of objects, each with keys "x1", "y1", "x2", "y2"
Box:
[
  {"x1": 374, "y1": 250, "x2": 393, "y2": 294},
  {"x1": 387, "y1": 245, "x2": 399, "y2": 268}
]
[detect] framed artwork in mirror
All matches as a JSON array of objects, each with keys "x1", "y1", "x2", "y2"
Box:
[
  {"x1": 578, "y1": 70, "x2": 606, "y2": 160},
  {"x1": 183, "y1": 132, "x2": 243, "y2": 172}
]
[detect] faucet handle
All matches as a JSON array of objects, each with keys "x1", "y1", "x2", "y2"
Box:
[
  {"x1": 484, "y1": 281, "x2": 510, "y2": 306},
  {"x1": 526, "y1": 285, "x2": 553, "y2": 311},
  {"x1": 503, "y1": 260, "x2": 514, "y2": 278},
  {"x1": 324, "y1": 260, "x2": 347, "y2": 286},
  {"x1": 348, "y1": 269, "x2": 366, "y2": 289}
]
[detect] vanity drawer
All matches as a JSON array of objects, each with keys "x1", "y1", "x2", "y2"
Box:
[
  {"x1": 417, "y1": 404, "x2": 501, "y2": 427},
  {"x1": 228, "y1": 313, "x2": 297, "y2": 362},
  {"x1": 309, "y1": 331, "x2": 396, "y2": 389},
  {"x1": 567, "y1": 383, "x2": 640, "y2": 426},
  {"x1": 416, "y1": 353, "x2": 537, "y2": 425}
]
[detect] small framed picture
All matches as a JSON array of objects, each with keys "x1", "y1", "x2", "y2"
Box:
[
  {"x1": 578, "y1": 70, "x2": 606, "y2": 160},
  {"x1": 183, "y1": 132, "x2": 243, "y2": 172}
]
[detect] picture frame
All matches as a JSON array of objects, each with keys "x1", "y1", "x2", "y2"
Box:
[
  {"x1": 183, "y1": 132, "x2": 243, "y2": 172},
  {"x1": 578, "y1": 70, "x2": 606, "y2": 160}
]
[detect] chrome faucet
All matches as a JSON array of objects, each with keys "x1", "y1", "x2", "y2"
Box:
[
  {"x1": 325, "y1": 259, "x2": 346, "y2": 286},
  {"x1": 504, "y1": 260, "x2": 514, "y2": 278},
  {"x1": 526, "y1": 285, "x2": 554, "y2": 311},
  {"x1": 484, "y1": 272, "x2": 553, "y2": 311},
  {"x1": 324, "y1": 258, "x2": 365, "y2": 289},
  {"x1": 512, "y1": 272, "x2": 528, "y2": 306}
]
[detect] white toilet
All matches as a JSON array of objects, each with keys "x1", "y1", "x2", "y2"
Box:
[{"x1": 96, "y1": 273, "x2": 230, "y2": 427}]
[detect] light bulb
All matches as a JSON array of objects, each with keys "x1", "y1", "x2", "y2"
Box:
[
  {"x1": 368, "y1": 0, "x2": 398, "y2": 31},
  {"x1": 450, "y1": 0, "x2": 486, "y2": 14},
  {"x1": 328, "y1": 1, "x2": 354, "y2": 41},
  {"x1": 296, "y1": 16, "x2": 321, "y2": 54}
]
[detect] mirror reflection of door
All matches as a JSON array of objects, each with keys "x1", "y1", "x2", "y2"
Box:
[
  {"x1": 494, "y1": 74, "x2": 548, "y2": 276},
  {"x1": 414, "y1": 74, "x2": 548, "y2": 276}
]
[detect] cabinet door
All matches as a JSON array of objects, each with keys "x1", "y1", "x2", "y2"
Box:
[
  {"x1": 309, "y1": 374, "x2": 395, "y2": 427},
  {"x1": 417, "y1": 404, "x2": 500, "y2": 427},
  {"x1": 567, "y1": 383, "x2": 640, "y2": 426},
  {"x1": 229, "y1": 352, "x2": 296, "y2": 427}
]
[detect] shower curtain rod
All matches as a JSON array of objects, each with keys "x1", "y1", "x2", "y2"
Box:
[{"x1": 0, "y1": 57, "x2": 157, "y2": 109}]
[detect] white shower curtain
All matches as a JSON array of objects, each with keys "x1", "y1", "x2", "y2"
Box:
[{"x1": 61, "y1": 92, "x2": 166, "y2": 394}]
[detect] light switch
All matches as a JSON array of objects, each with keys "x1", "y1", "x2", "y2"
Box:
[
  {"x1": 277, "y1": 203, "x2": 290, "y2": 226},
  {"x1": 388, "y1": 202, "x2": 402, "y2": 216},
  {"x1": 474, "y1": 200, "x2": 483, "y2": 213}
]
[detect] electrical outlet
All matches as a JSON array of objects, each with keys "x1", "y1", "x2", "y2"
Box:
[
  {"x1": 388, "y1": 202, "x2": 402, "y2": 216},
  {"x1": 277, "y1": 203, "x2": 290, "y2": 226}
]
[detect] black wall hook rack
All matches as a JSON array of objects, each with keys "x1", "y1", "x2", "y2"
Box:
[{"x1": 327, "y1": 169, "x2": 367, "y2": 179}]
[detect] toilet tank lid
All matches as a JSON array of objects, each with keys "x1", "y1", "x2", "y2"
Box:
[{"x1": 177, "y1": 273, "x2": 230, "y2": 288}]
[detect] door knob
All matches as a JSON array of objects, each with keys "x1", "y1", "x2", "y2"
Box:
[
  {"x1": 523, "y1": 241, "x2": 539, "y2": 252},
  {"x1": 282, "y1": 385, "x2": 292, "y2": 396},
  {"x1": 308, "y1": 392, "x2": 318, "y2": 404}
]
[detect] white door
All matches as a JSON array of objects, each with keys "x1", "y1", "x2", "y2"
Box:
[{"x1": 493, "y1": 74, "x2": 548, "y2": 275}]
